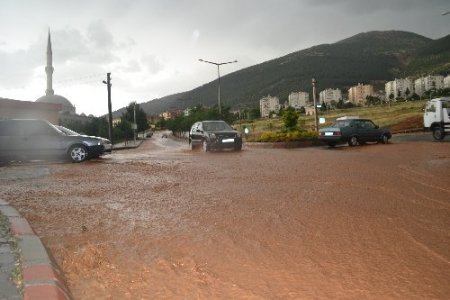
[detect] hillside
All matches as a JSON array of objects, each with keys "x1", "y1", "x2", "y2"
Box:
[{"x1": 115, "y1": 31, "x2": 449, "y2": 117}]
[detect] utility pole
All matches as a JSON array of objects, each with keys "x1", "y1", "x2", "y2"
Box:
[
  {"x1": 312, "y1": 78, "x2": 319, "y2": 132},
  {"x1": 133, "y1": 101, "x2": 137, "y2": 145},
  {"x1": 103, "y1": 73, "x2": 113, "y2": 145}
]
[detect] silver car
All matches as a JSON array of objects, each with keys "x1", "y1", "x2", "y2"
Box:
[{"x1": 0, "y1": 119, "x2": 111, "y2": 163}]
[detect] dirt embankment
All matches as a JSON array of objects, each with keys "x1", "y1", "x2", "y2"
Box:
[{"x1": 389, "y1": 115, "x2": 423, "y2": 133}]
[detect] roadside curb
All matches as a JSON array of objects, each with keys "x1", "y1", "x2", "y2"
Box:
[
  {"x1": 245, "y1": 140, "x2": 322, "y2": 149},
  {"x1": 0, "y1": 199, "x2": 73, "y2": 300}
]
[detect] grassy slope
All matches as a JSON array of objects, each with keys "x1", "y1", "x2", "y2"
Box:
[{"x1": 238, "y1": 100, "x2": 426, "y2": 140}]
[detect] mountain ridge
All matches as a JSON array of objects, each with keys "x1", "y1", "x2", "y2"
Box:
[{"x1": 115, "y1": 30, "x2": 449, "y2": 117}]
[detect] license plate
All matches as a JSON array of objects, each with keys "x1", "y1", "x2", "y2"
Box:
[
  {"x1": 222, "y1": 138, "x2": 234, "y2": 143},
  {"x1": 324, "y1": 132, "x2": 334, "y2": 136}
]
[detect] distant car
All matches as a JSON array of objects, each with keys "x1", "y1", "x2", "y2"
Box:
[
  {"x1": 189, "y1": 120, "x2": 242, "y2": 151},
  {"x1": 319, "y1": 116, "x2": 391, "y2": 147},
  {"x1": 56, "y1": 125, "x2": 112, "y2": 154},
  {"x1": 0, "y1": 119, "x2": 111, "y2": 163}
]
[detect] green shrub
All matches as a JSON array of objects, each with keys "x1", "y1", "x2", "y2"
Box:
[{"x1": 258, "y1": 130, "x2": 317, "y2": 142}]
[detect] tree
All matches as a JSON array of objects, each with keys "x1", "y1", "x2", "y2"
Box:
[
  {"x1": 365, "y1": 95, "x2": 380, "y2": 106},
  {"x1": 282, "y1": 107, "x2": 299, "y2": 131},
  {"x1": 121, "y1": 102, "x2": 149, "y2": 133},
  {"x1": 405, "y1": 88, "x2": 411, "y2": 99}
]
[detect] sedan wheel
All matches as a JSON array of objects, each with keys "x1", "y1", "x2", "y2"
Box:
[
  {"x1": 69, "y1": 145, "x2": 87, "y2": 162},
  {"x1": 348, "y1": 136, "x2": 358, "y2": 147}
]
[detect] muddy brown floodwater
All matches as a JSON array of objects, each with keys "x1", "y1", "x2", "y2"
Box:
[{"x1": 1, "y1": 134, "x2": 449, "y2": 299}]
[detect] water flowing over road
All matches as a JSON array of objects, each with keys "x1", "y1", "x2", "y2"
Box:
[{"x1": 1, "y1": 133, "x2": 449, "y2": 299}]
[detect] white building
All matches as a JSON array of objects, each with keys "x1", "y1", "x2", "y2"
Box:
[
  {"x1": 444, "y1": 75, "x2": 450, "y2": 89},
  {"x1": 288, "y1": 91, "x2": 309, "y2": 109},
  {"x1": 348, "y1": 83, "x2": 374, "y2": 106},
  {"x1": 414, "y1": 75, "x2": 444, "y2": 96},
  {"x1": 260, "y1": 95, "x2": 280, "y2": 118},
  {"x1": 384, "y1": 78, "x2": 414, "y2": 100},
  {"x1": 319, "y1": 88, "x2": 342, "y2": 106}
]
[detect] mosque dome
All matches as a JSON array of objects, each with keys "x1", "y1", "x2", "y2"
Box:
[{"x1": 36, "y1": 94, "x2": 76, "y2": 114}]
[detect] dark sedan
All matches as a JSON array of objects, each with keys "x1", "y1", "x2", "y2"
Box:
[
  {"x1": 0, "y1": 119, "x2": 110, "y2": 163},
  {"x1": 319, "y1": 116, "x2": 391, "y2": 147}
]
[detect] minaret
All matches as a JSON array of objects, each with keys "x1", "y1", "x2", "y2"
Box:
[{"x1": 45, "y1": 29, "x2": 54, "y2": 96}]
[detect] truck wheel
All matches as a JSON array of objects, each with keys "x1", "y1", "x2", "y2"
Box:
[{"x1": 432, "y1": 127, "x2": 445, "y2": 140}]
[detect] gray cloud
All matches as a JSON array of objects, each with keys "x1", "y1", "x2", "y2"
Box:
[
  {"x1": 141, "y1": 54, "x2": 164, "y2": 74},
  {"x1": 1, "y1": 0, "x2": 449, "y2": 114}
]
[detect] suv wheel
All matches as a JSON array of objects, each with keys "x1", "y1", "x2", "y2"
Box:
[
  {"x1": 348, "y1": 136, "x2": 358, "y2": 147},
  {"x1": 69, "y1": 145, "x2": 88, "y2": 162},
  {"x1": 432, "y1": 127, "x2": 445, "y2": 140},
  {"x1": 202, "y1": 140, "x2": 209, "y2": 152}
]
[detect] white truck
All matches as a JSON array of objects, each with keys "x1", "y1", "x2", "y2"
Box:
[{"x1": 424, "y1": 97, "x2": 450, "y2": 140}]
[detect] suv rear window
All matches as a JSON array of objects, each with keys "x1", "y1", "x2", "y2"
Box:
[{"x1": 202, "y1": 121, "x2": 232, "y2": 131}]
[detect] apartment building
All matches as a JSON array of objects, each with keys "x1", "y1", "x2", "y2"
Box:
[
  {"x1": 260, "y1": 95, "x2": 280, "y2": 118},
  {"x1": 319, "y1": 88, "x2": 342, "y2": 105},
  {"x1": 348, "y1": 83, "x2": 374, "y2": 105},
  {"x1": 288, "y1": 91, "x2": 309, "y2": 109},
  {"x1": 414, "y1": 75, "x2": 444, "y2": 96},
  {"x1": 444, "y1": 75, "x2": 450, "y2": 89},
  {"x1": 384, "y1": 78, "x2": 414, "y2": 100}
]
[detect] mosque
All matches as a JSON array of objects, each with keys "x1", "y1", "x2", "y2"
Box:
[
  {"x1": 35, "y1": 31, "x2": 76, "y2": 115},
  {"x1": 0, "y1": 30, "x2": 92, "y2": 124}
]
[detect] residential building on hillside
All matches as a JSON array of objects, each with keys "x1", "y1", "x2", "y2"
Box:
[
  {"x1": 288, "y1": 91, "x2": 309, "y2": 109},
  {"x1": 348, "y1": 83, "x2": 374, "y2": 106},
  {"x1": 319, "y1": 88, "x2": 342, "y2": 106},
  {"x1": 385, "y1": 78, "x2": 414, "y2": 100},
  {"x1": 444, "y1": 75, "x2": 450, "y2": 89},
  {"x1": 260, "y1": 95, "x2": 280, "y2": 118},
  {"x1": 414, "y1": 75, "x2": 444, "y2": 96},
  {"x1": 159, "y1": 110, "x2": 182, "y2": 120},
  {"x1": 305, "y1": 106, "x2": 316, "y2": 116}
]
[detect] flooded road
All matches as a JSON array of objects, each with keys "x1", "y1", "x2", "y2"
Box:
[{"x1": 1, "y1": 134, "x2": 449, "y2": 299}]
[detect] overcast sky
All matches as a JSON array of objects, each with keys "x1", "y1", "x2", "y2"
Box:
[{"x1": 0, "y1": 0, "x2": 449, "y2": 116}]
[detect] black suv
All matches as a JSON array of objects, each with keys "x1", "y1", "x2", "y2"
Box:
[
  {"x1": 0, "y1": 119, "x2": 110, "y2": 163},
  {"x1": 189, "y1": 120, "x2": 242, "y2": 151}
]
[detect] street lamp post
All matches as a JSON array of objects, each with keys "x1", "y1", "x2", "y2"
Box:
[{"x1": 199, "y1": 58, "x2": 237, "y2": 114}]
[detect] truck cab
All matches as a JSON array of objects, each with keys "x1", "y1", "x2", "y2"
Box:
[{"x1": 424, "y1": 97, "x2": 450, "y2": 140}]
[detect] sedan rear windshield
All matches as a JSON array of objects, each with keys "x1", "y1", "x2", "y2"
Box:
[{"x1": 331, "y1": 120, "x2": 352, "y2": 128}]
